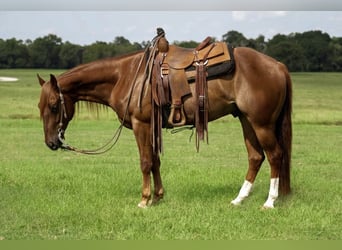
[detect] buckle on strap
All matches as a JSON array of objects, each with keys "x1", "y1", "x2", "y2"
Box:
[{"x1": 160, "y1": 63, "x2": 169, "y2": 79}]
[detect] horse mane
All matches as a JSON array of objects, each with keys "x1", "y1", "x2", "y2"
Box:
[{"x1": 76, "y1": 101, "x2": 109, "y2": 119}]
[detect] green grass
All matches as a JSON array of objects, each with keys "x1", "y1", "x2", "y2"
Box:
[{"x1": 0, "y1": 70, "x2": 341, "y2": 239}]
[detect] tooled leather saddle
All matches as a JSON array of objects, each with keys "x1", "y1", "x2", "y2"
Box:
[{"x1": 150, "y1": 28, "x2": 235, "y2": 153}]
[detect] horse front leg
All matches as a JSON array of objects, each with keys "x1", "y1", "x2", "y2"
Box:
[
  {"x1": 133, "y1": 121, "x2": 163, "y2": 208},
  {"x1": 151, "y1": 153, "x2": 164, "y2": 204}
]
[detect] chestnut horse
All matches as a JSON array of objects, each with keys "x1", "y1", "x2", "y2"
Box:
[{"x1": 38, "y1": 45, "x2": 292, "y2": 209}]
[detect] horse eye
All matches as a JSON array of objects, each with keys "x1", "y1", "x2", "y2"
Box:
[{"x1": 51, "y1": 105, "x2": 58, "y2": 113}]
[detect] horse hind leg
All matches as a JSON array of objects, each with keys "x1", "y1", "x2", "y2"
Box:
[
  {"x1": 231, "y1": 116, "x2": 265, "y2": 206},
  {"x1": 254, "y1": 126, "x2": 283, "y2": 209}
]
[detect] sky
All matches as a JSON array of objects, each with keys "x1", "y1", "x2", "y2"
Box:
[{"x1": 1, "y1": 1, "x2": 342, "y2": 45}]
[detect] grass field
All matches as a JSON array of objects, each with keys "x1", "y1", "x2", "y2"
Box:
[{"x1": 0, "y1": 69, "x2": 341, "y2": 240}]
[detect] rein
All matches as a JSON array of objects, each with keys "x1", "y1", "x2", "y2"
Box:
[
  {"x1": 56, "y1": 82, "x2": 123, "y2": 155},
  {"x1": 57, "y1": 33, "x2": 164, "y2": 155}
]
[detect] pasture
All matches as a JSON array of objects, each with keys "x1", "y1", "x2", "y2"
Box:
[{"x1": 0, "y1": 69, "x2": 341, "y2": 239}]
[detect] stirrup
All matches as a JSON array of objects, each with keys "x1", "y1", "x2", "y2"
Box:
[{"x1": 168, "y1": 103, "x2": 186, "y2": 127}]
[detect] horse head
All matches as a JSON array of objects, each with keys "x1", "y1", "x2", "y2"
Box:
[{"x1": 38, "y1": 74, "x2": 75, "y2": 150}]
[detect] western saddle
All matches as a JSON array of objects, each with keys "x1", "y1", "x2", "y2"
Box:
[{"x1": 150, "y1": 28, "x2": 235, "y2": 153}]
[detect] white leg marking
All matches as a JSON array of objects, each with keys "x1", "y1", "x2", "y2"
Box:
[
  {"x1": 138, "y1": 202, "x2": 148, "y2": 209},
  {"x1": 231, "y1": 180, "x2": 253, "y2": 205},
  {"x1": 263, "y1": 177, "x2": 279, "y2": 209}
]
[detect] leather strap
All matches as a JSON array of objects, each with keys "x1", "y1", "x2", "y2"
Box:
[
  {"x1": 195, "y1": 60, "x2": 208, "y2": 149},
  {"x1": 194, "y1": 44, "x2": 214, "y2": 151},
  {"x1": 195, "y1": 36, "x2": 212, "y2": 51}
]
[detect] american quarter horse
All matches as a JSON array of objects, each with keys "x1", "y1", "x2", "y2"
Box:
[{"x1": 38, "y1": 36, "x2": 292, "y2": 209}]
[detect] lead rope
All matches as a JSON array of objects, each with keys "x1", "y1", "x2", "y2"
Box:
[{"x1": 59, "y1": 33, "x2": 164, "y2": 155}]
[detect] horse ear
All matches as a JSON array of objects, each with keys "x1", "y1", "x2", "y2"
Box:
[
  {"x1": 49, "y1": 74, "x2": 59, "y2": 92},
  {"x1": 37, "y1": 74, "x2": 45, "y2": 86}
]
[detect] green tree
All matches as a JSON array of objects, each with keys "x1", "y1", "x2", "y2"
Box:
[
  {"x1": 59, "y1": 42, "x2": 83, "y2": 68},
  {"x1": 28, "y1": 34, "x2": 62, "y2": 68},
  {"x1": 294, "y1": 30, "x2": 332, "y2": 71},
  {"x1": 266, "y1": 39, "x2": 306, "y2": 71},
  {"x1": 82, "y1": 41, "x2": 115, "y2": 63},
  {"x1": 222, "y1": 30, "x2": 249, "y2": 47},
  {"x1": 329, "y1": 37, "x2": 342, "y2": 71},
  {"x1": 248, "y1": 35, "x2": 267, "y2": 53},
  {"x1": 173, "y1": 40, "x2": 199, "y2": 48},
  {"x1": 111, "y1": 36, "x2": 142, "y2": 56},
  {"x1": 0, "y1": 38, "x2": 30, "y2": 68}
]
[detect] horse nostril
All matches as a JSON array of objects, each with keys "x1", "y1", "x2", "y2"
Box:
[{"x1": 47, "y1": 141, "x2": 59, "y2": 150}]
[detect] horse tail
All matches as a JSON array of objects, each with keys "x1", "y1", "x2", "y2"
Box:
[{"x1": 277, "y1": 66, "x2": 292, "y2": 195}]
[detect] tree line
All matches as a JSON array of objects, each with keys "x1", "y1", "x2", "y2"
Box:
[{"x1": 1, "y1": 30, "x2": 341, "y2": 72}]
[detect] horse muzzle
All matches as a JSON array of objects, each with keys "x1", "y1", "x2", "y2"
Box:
[
  {"x1": 46, "y1": 140, "x2": 62, "y2": 150},
  {"x1": 46, "y1": 129, "x2": 65, "y2": 150}
]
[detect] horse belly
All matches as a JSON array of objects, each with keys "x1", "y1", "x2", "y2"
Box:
[{"x1": 183, "y1": 78, "x2": 237, "y2": 124}]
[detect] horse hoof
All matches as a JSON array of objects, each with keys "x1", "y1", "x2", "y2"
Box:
[
  {"x1": 138, "y1": 199, "x2": 152, "y2": 208},
  {"x1": 230, "y1": 201, "x2": 240, "y2": 206},
  {"x1": 138, "y1": 202, "x2": 148, "y2": 209},
  {"x1": 230, "y1": 198, "x2": 243, "y2": 206},
  {"x1": 152, "y1": 194, "x2": 163, "y2": 205},
  {"x1": 261, "y1": 205, "x2": 274, "y2": 210}
]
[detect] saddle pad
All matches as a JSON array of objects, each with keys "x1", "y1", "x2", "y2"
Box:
[{"x1": 185, "y1": 60, "x2": 235, "y2": 82}]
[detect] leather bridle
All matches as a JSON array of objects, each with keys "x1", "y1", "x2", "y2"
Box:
[
  {"x1": 56, "y1": 83, "x2": 69, "y2": 150},
  {"x1": 54, "y1": 81, "x2": 125, "y2": 154},
  {"x1": 54, "y1": 82, "x2": 124, "y2": 154}
]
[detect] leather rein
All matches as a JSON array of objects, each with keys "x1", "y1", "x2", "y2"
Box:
[{"x1": 56, "y1": 82, "x2": 124, "y2": 155}]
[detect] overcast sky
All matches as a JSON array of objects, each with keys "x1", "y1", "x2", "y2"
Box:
[{"x1": 1, "y1": 0, "x2": 342, "y2": 45}]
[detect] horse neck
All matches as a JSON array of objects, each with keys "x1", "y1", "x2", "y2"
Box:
[{"x1": 59, "y1": 53, "x2": 142, "y2": 107}]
